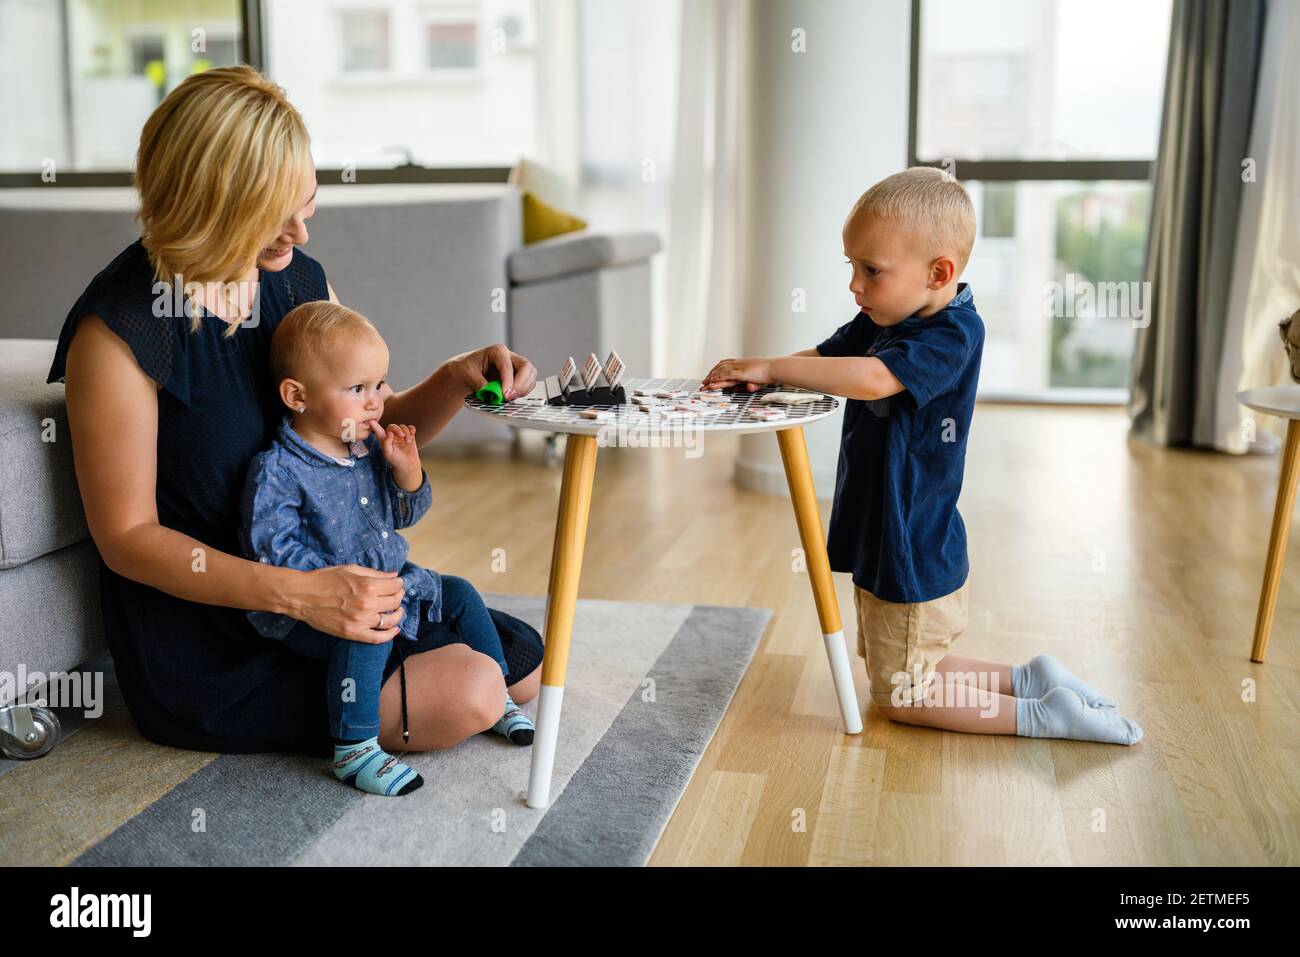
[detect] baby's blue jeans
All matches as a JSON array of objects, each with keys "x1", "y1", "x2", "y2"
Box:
[{"x1": 281, "y1": 574, "x2": 509, "y2": 740}]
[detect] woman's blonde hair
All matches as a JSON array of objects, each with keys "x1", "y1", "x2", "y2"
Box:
[
  {"x1": 135, "y1": 65, "x2": 313, "y2": 338},
  {"x1": 270, "y1": 301, "x2": 381, "y2": 389}
]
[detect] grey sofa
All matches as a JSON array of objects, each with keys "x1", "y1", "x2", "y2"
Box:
[
  {"x1": 0, "y1": 183, "x2": 659, "y2": 756},
  {"x1": 0, "y1": 340, "x2": 104, "y2": 756}
]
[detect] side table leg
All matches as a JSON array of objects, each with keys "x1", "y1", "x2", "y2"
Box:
[
  {"x1": 775, "y1": 426, "x2": 863, "y2": 734},
  {"x1": 1251, "y1": 419, "x2": 1300, "y2": 663},
  {"x1": 527, "y1": 433, "x2": 599, "y2": 808}
]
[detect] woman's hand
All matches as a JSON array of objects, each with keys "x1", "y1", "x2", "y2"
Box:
[
  {"x1": 448, "y1": 342, "x2": 538, "y2": 402},
  {"x1": 289, "y1": 565, "x2": 407, "y2": 643},
  {"x1": 700, "y1": 357, "x2": 772, "y2": 392}
]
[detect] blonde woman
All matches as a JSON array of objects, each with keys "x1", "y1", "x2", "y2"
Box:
[{"x1": 45, "y1": 65, "x2": 541, "y2": 758}]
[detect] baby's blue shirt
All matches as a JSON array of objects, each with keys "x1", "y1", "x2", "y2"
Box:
[{"x1": 239, "y1": 414, "x2": 442, "y2": 642}]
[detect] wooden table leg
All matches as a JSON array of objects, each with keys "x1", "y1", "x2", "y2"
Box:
[
  {"x1": 1251, "y1": 419, "x2": 1300, "y2": 663},
  {"x1": 527, "y1": 433, "x2": 599, "y2": 808},
  {"x1": 775, "y1": 427, "x2": 863, "y2": 734}
]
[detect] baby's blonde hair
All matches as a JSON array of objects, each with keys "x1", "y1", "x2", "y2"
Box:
[
  {"x1": 270, "y1": 301, "x2": 381, "y2": 388},
  {"x1": 135, "y1": 65, "x2": 314, "y2": 339},
  {"x1": 846, "y1": 166, "x2": 977, "y2": 270}
]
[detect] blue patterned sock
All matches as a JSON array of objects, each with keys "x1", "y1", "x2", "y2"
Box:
[
  {"x1": 332, "y1": 737, "x2": 424, "y2": 796},
  {"x1": 490, "y1": 693, "x2": 534, "y2": 746},
  {"x1": 1015, "y1": 687, "x2": 1143, "y2": 745},
  {"x1": 1012, "y1": 653, "x2": 1120, "y2": 709}
]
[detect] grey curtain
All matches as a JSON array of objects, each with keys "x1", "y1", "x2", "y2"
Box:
[{"x1": 1128, "y1": 0, "x2": 1266, "y2": 447}]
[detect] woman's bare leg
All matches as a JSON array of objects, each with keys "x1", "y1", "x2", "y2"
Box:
[
  {"x1": 930, "y1": 653, "x2": 1015, "y2": 697},
  {"x1": 507, "y1": 667, "x2": 540, "y2": 704},
  {"x1": 376, "y1": 644, "x2": 507, "y2": 751}
]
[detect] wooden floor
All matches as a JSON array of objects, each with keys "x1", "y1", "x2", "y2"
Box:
[{"x1": 409, "y1": 404, "x2": 1300, "y2": 866}]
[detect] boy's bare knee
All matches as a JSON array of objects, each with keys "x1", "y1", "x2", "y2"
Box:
[
  {"x1": 877, "y1": 701, "x2": 927, "y2": 726},
  {"x1": 876, "y1": 702, "x2": 904, "y2": 722}
]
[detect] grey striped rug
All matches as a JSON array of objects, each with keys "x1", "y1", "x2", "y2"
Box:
[{"x1": 0, "y1": 595, "x2": 770, "y2": 866}]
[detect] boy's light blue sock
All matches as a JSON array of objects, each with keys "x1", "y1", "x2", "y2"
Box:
[
  {"x1": 333, "y1": 737, "x2": 424, "y2": 796},
  {"x1": 1012, "y1": 653, "x2": 1119, "y2": 709},
  {"x1": 490, "y1": 693, "x2": 534, "y2": 746},
  {"x1": 1015, "y1": 686, "x2": 1143, "y2": 745}
]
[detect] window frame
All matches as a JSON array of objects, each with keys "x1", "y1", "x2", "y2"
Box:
[{"x1": 908, "y1": 0, "x2": 1163, "y2": 404}]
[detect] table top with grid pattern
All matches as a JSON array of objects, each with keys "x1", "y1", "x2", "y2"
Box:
[{"x1": 463, "y1": 377, "x2": 841, "y2": 436}]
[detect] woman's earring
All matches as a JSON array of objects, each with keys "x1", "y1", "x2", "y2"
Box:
[{"x1": 298, "y1": 405, "x2": 306, "y2": 412}]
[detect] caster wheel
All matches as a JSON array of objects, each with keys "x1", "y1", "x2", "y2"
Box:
[{"x1": 0, "y1": 705, "x2": 61, "y2": 760}]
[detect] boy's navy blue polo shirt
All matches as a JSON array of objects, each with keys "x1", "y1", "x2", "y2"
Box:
[{"x1": 815, "y1": 283, "x2": 984, "y2": 604}]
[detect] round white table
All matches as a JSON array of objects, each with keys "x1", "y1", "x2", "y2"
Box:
[
  {"x1": 465, "y1": 377, "x2": 863, "y2": 808},
  {"x1": 1237, "y1": 387, "x2": 1300, "y2": 663}
]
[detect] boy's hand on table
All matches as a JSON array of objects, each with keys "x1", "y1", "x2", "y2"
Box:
[
  {"x1": 368, "y1": 420, "x2": 423, "y2": 491},
  {"x1": 704, "y1": 352, "x2": 903, "y2": 402},
  {"x1": 700, "y1": 357, "x2": 772, "y2": 392}
]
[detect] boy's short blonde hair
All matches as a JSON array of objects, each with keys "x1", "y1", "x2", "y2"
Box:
[
  {"x1": 270, "y1": 301, "x2": 381, "y2": 387},
  {"x1": 845, "y1": 166, "x2": 977, "y2": 270}
]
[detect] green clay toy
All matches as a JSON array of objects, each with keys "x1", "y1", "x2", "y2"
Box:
[{"x1": 475, "y1": 380, "x2": 505, "y2": 405}]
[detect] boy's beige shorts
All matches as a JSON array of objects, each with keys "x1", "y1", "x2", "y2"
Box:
[{"x1": 853, "y1": 580, "x2": 970, "y2": 707}]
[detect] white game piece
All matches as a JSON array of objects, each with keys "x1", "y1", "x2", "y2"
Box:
[
  {"x1": 675, "y1": 399, "x2": 712, "y2": 412},
  {"x1": 694, "y1": 405, "x2": 727, "y2": 416},
  {"x1": 760, "y1": 391, "x2": 824, "y2": 405},
  {"x1": 654, "y1": 389, "x2": 690, "y2": 399},
  {"x1": 632, "y1": 388, "x2": 657, "y2": 397},
  {"x1": 746, "y1": 407, "x2": 787, "y2": 421},
  {"x1": 578, "y1": 408, "x2": 614, "y2": 421},
  {"x1": 559, "y1": 357, "x2": 577, "y2": 391},
  {"x1": 603, "y1": 351, "x2": 625, "y2": 390},
  {"x1": 581, "y1": 353, "x2": 603, "y2": 392}
]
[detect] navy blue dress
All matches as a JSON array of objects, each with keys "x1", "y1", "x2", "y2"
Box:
[{"x1": 46, "y1": 239, "x2": 543, "y2": 758}]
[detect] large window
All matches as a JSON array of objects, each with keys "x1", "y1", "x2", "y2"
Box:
[
  {"x1": 913, "y1": 0, "x2": 1173, "y2": 400},
  {"x1": 0, "y1": 0, "x2": 243, "y2": 174},
  {"x1": 0, "y1": 0, "x2": 535, "y2": 181}
]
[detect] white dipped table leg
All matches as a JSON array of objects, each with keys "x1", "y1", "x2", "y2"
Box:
[
  {"x1": 526, "y1": 434, "x2": 599, "y2": 808},
  {"x1": 776, "y1": 426, "x2": 863, "y2": 734}
]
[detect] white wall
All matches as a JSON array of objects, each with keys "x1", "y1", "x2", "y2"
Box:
[{"x1": 736, "y1": 0, "x2": 911, "y2": 497}]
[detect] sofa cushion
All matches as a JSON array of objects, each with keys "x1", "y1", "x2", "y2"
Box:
[
  {"x1": 0, "y1": 339, "x2": 89, "y2": 569},
  {"x1": 522, "y1": 191, "x2": 588, "y2": 245},
  {"x1": 508, "y1": 231, "x2": 661, "y2": 285}
]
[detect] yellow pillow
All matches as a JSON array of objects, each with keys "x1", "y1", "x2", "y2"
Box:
[{"x1": 522, "y1": 191, "x2": 587, "y2": 245}]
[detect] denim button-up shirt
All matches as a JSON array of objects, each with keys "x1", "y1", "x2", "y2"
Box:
[{"x1": 239, "y1": 414, "x2": 442, "y2": 642}]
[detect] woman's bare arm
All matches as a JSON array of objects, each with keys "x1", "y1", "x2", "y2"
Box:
[
  {"x1": 326, "y1": 281, "x2": 537, "y2": 449},
  {"x1": 64, "y1": 313, "x2": 408, "y2": 644},
  {"x1": 63, "y1": 313, "x2": 304, "y2": 615}
]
